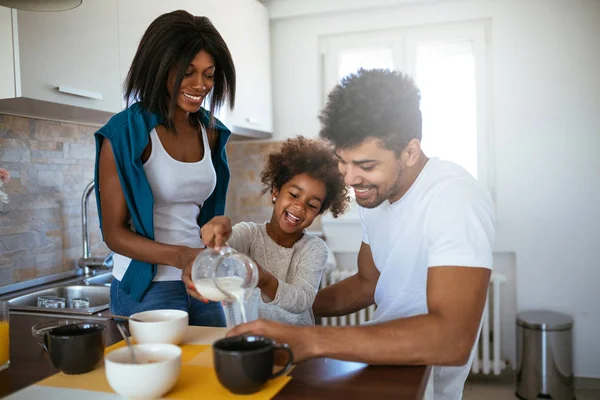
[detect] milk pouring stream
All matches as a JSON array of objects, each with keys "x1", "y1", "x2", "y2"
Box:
[{"x1": 190, "y1": 247, "x2": 258, "y2": 326}]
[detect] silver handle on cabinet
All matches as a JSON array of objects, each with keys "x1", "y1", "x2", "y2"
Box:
[
  {"x1": 57, "y1": 85, "x2": 103, "y2": 100},
  {"x1": 245, "y1": 117, "x2": 261, "y2": 125}
]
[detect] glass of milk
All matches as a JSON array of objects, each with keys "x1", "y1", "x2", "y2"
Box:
[
  {"x1": 223, "y1": 287, "x2": 261, "y2": 328},
  {"x1": 191, "y1": 246, "x2": 259, "y2": 327}
]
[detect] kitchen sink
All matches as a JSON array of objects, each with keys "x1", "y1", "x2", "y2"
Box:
[
  {"x1": 83, "y1": 272, "x2": 113, "y2": 287},
  {"x1": 7, "y1": 285, "x2": 110, "y2": 315}
]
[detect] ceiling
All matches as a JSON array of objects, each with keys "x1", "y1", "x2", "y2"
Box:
[{"x1": 257, "y1": 0, "x2": 435, "y2": 20}]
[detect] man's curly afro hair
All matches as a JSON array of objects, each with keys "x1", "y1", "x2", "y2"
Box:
[
  {"x1": 319, "y1": 69, "x2": 422, "y2": 155},
  {"x1": 261, "y1": 136, "x2": 350, "y2": 218}
]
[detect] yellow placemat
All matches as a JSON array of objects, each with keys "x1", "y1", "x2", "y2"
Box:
[
  {"x1": 37, "y1": 340, "x2": 292, "y2": 399},
  {"x1": 187, "y1": 346, "x2": 214, "y2": 368}
]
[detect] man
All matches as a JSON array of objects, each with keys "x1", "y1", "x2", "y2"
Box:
[{"x1": 228, "y1": 69, "x2": 496, "y2": 400}]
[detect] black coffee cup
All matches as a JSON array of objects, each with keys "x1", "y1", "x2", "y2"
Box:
[
  {"x1": 213, "y1": 335, "x2": 294, "y2": 394},
  {"x1": 43, "y1": 323, "x2": 105, "y2": 374}
]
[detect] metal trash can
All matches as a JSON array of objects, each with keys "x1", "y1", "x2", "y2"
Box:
[{"x1": 516, "y1": 310, "x2": 575, "y2": 400}]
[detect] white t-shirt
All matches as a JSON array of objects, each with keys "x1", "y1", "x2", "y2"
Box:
[
  {"x1": 112, "y1": 126, "x2": 216, "y2": 282},
  {"x1": 360, "y1": 157, "x2": 495, "y2": 400}
]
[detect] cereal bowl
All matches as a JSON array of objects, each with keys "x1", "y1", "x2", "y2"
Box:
[
  {"x1": 129, "y1": 309, "x2": 188, "y2": 345},
  {"x1": 105, "y1": 343, "x2": 182, "y2": 399}
]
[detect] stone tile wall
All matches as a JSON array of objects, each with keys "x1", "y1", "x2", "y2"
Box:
[
  {"x1": 0, "y1": 114, "x2": 107, "y2": 286},
  {"x1": 224, "y1": 140, "x2": 278, "y2": 224}
]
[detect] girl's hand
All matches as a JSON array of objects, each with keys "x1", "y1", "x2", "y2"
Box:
[
  {"x1": 200, "y1": 216, "x2": 232, "y2": 248},
  {"x1": 256, "y1": 263, "x2": 279, "y2": 302}
]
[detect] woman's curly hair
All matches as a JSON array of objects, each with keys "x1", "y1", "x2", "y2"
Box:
[
  {"x1": 261, "y1": 136, "x2": 350, "y2": 218},
  {"x1": 319, "y1": 69, "x2": 422, "y2": 155}
]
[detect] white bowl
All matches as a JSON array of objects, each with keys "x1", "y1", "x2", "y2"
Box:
[
  {"x1": 129, "y1": 309, "x2": 188, "y2": 345},
  {"x1": 105, "y1": 343, "x2": 182, "y2": 399}
]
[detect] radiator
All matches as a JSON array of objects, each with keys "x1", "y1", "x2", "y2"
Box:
[
  {"x1": 318, "y1": 268, "x2": 376, "y2": 326},
  {"x1": 318, "y1": 268, "x2": 507, "y2": 376},
  {"x1": 471, "y1": 272, "x2": 507, "y2": 375}
]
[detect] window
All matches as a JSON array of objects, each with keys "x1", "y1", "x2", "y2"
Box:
[
  {"x1": 320, "y1": 21, "x2": 491, "y2": 220},
  {"x1": 415, "y1": 41, "x2": 478, "y2": 178},
  {"x1": 337, "y1": 48, "x2": 394, "y2": 81}
]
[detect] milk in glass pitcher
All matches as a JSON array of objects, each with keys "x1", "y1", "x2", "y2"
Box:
[{"x1": 191, "y1": 246, "x2": 260, "y2": 327}]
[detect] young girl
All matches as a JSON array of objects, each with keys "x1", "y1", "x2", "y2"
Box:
[{"x1": 189, "y1": 136, "x2": 349, "y2": 325}]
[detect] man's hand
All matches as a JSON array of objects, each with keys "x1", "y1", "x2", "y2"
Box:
[
  {"x1": 201, "y1": 216, "x2": 232, "y2": 248},
  {"x1": 227, "y1": 319, "x2": 318, "y2": 363}
]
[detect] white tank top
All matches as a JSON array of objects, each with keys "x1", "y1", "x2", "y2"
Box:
[{"x1": 112, "y1": 125, "x2": 217, "y2": 282}]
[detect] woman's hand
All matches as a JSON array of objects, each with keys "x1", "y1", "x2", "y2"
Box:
[
  {"x1": 200, "y1": 216, "x2": 232, "y2": 248},
  {"x1": 179, "y1": 247, "x2": 210, "y2": 303}
]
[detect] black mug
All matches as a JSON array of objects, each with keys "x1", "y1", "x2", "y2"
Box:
[
  {"x1": 43, "y1": 323, "x2": 105, "y2": 374},
  {"x1": 213, "y1": 335, "x2": 294, "y2": 395}
]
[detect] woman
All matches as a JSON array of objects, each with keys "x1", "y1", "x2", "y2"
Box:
[{"x1": 94, "y1": 10, "x2": 235, "y2": 326}]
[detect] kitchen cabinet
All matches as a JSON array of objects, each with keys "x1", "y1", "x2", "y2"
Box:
[
  {"x1": 0, "y1": 0, "x2": 272, "y2": 135},
  {"x1": 0, "y1": 6, "x2": 16, "y2": 100},
  {"x1": 118, "y1": 0, "x2": 273, "y2": 138},
  {"x1": 211, "y1": 0, "x2": 273, "y2": 136},
  {"x1": 0, "y1": 1, "x2": 123, "y2": 124}
]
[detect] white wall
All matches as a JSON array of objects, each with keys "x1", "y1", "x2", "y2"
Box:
[{"x1": 269, "y1": 0, "x2": 600, "y2": 378}]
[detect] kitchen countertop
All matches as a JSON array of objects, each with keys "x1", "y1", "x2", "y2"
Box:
[{"x1": 1, "y1": 313, "x2": 431, "y2": 399}]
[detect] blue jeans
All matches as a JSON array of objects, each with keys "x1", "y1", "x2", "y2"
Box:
[{"x1": 110, "y1": 279, "x2": 226, "y2": 327}]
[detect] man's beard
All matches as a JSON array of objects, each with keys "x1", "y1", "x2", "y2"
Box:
[{"x1": 354, "y1": 173, "x2": 404, "y2": 209}]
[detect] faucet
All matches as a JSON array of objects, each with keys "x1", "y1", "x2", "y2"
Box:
[{"x1": 78, "y1": 180, "x2": 113, "y2": 276}]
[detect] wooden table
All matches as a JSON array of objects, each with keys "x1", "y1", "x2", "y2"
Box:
[{"x1": 0, "y1": 313, "x2": 431, "y2": 399}]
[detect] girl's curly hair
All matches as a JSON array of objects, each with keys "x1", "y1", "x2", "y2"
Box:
[{"x1": 261, "y1": 136, "x2": 350, "y2": 218}]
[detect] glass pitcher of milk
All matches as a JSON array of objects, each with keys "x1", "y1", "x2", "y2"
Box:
[{"x1": 191, "y1": 246, "x2": 259, "y2": 327}]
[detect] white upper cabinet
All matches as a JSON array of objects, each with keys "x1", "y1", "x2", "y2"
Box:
[
  {"x1": 0, "y1": 6, "x2": 16, "y2": 100},
  {"x1": 209, "y1": 0, "x2": 273, "y2": 136},
  {"x1": 117, "y1": 0, "x2": 273, "y2": 137},
  {"x1": 117, "y1": 0, "x2": 185, "y2": 85},
  {"x1": 0, "y1": 2, "x2": 122, "y2": 123},
  {"x1": 0, "y1": 0, "x2": 272, "y2": 134}
]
